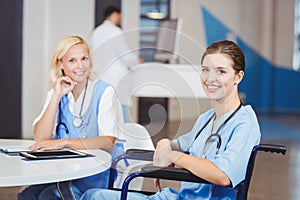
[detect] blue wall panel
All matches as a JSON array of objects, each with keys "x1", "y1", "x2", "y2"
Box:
[
  {"x1": 201, "y1": 6, "x2": 300, "y2": 113},
  {"x1": 273, "y1": 67, "x2": 300, "y2": 112}
]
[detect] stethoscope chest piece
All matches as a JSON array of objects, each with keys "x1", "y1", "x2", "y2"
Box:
[{"x1": 73, "y1": 117, "x2": 82, "y2": 127}]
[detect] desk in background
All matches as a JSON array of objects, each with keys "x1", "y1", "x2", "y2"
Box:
[
  {"x1": 0, "y1": 139, "x2": 111, "y2": 187},
  {"x1": 116, "y1": 63, "x2": 208, "y2": 122},
  {"x1": 128, "y1": 63, "x2": 206, "y2": 99}
]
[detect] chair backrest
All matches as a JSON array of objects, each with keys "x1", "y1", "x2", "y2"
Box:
[
  {"x1": 235, "y1": 144, "x2": 286, "y2": 200},
  {"x1": 110, "y1": 122, "x2": 154, "y2": 190},
  {"x1": 114, "y1": 96, "x2": 154, "y2": 151},
  {"x1": 234, "y1": 145, "x2": 260, "y2": 200},
  {"x1": 118, "y1": 123, "x2": 155, "y2": 151}
]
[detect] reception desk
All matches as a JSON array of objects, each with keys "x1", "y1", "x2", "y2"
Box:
[
  {"x1": 114, "y1": 63, "x2": 208, "y2": 122},
  {"x1": 113, "y1": 63, "x2": 206, "y2": 102},
  {"x1": 129, "y1": 63, "x2": 206, "y2": 99}
]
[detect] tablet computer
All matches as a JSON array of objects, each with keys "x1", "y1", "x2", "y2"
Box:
[{"x1": 19, "y1": 149, "x2": 92, "y2": 160}]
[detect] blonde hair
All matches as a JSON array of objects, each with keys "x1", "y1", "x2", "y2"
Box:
[{"x1": 49, "y1": 35, "x2": 97, "y2": 88}]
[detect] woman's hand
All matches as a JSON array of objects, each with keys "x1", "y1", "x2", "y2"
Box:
[
  {"x1": 153, "y1": 150, "x2": 185, "y2": 192},
  {"x1": 153, "y1": 138, "x2": 173, "y2": 167},
  {"x1": 153, "y1": 139, "x2": 184, "y2": 192},
  {"x1": 29, "y1": 139, "x2": 68, "y2": 151},
  {"x1": 54, "y1": 76, "x2": 77, "y2": 98}
]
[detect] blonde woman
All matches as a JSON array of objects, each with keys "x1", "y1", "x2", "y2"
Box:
[{"x1": 18, "y1": 36, "x2": 123, "y2": 199}]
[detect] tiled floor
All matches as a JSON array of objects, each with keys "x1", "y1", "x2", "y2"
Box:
[
  {"x1": 1, "y1": 114, "x2": 299, "y2": 200},
  {"x1": 0, "y1": 186, "x2": 24, "y2": 200}
]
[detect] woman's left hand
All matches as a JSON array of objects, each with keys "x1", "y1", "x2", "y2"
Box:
[{"x1": 29, "y1": 139, "x2": 68, "y2": 151}]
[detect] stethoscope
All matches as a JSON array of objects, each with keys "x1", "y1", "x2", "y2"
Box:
[
  {"x1": 55, "y1": 100, "x2": 89, "y2": 139},
  {"x1": 190, "y1": 101, "x2": 243, "y2": 157},
  {"x1": 55, "y1": 102, "x2": 69, "y2": 138},
  {"x1": 55, "y1": 80, "x2": 89, "y2": 138}
]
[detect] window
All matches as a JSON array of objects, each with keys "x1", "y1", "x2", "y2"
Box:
[
  {"x1": 293, "y1": 0, "x2": 300, "y2": 70},
  {"x1": 139, "y1": 0, "x2": 170, "y2": 62},
  {"x1": 138, "y1": 0, "x2": 170, "y2": 125}
]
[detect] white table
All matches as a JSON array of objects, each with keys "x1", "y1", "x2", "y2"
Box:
[{"x1": 0, "y1": 139, "x2": 111, "y2": 187}]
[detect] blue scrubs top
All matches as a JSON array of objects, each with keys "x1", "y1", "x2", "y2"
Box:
[
  {"x1": 56, "y1": 80, "x2": 123, "y2": 191},
  {"x1": 150, "y1": 105, "x2": 261, "y2": 200}
]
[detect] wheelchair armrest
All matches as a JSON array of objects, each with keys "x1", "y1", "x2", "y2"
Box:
[
  {"x1": 120, "y1": 166, "x2": 209, "y2": 200},
  {"x1": 112, "y1": 149, "x2": 154, "y2": 169},
  {"x1": 125, "y1": 149, "x2": 154, "y2": 161},
  {"x1": 259, "y1": 144, "x2": 286, "y2": 155},
  {"x1": 139, "y1": 165, "x2": 210, "y2": 184}
]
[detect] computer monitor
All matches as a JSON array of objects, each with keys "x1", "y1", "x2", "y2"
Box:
[{"x1": 154, "y1": 18, "x2": 182, "y2": 63}]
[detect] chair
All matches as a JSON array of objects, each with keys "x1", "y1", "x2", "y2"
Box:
[
  {"x1": 109, "y1": 122, "x2": 155, "y2": 190},
  {"x1": 119, "y1": 143, "x2": 286, "y2": 200}
]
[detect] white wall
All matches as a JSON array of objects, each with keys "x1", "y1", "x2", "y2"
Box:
[
  {"x1": 274, "y1": 0, "x2": 295, "y2": 67},
  {"x1": 122, "y1": 0, "x2": 140, "y2": 49},
  {"x1": 122, "y1": 0, "x2": 140, "y2": 122},
  {"x1": 22, "y1": 0, "x2": 95, "y2": 138},
  {"x1": 171, "y1": 0, "x2": 294, "y2": 67},
  {"x1": 23, "y1": 0, "x2": 47, "y2": 139}
]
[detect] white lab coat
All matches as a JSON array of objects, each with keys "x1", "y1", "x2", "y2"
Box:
[{"x1": 91, "y1": 20, "x2": 140, "y2": 105}]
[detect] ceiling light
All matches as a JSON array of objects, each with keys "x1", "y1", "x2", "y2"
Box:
[{"x1": 146, "y1": 9, "x2": 165, "y2": 19}]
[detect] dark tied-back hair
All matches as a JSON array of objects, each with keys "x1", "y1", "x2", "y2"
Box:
[
  {"x1": 103, "y1": 5, "x2": 121, "y2": 19},
  {"x1": 201, "y1": 40, "x2": 245, "y2": 73}
]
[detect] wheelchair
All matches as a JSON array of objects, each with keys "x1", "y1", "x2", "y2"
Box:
[{"x1": 109, "y1": 143, "x2": 286, "y2": 200}]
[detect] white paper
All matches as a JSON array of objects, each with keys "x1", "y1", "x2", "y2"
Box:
[{"x1": 0, "y1": 145, "x2": 31, "y2": 153}]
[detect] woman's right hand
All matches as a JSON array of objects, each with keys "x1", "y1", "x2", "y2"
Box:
[
  {"x1": 54, "y1": 76, "x2": 77, "y2": 98},
  {"x1": 29, "y1": 139, "x2": 68, "y2": 151}
]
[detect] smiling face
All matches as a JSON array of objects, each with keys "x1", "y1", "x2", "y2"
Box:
[
  {"x1": 201, "y1": 53, "x2": 243, "y2": 103},
  {"x1": 58, "y1": 44, "x2": 91, "y2": 84}
]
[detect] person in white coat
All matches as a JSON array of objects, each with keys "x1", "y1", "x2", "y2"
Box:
[{"x1": 91, "y1": 5, "x2": 142, "y2": 122}]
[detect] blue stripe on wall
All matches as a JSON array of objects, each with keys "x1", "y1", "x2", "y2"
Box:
[
  {"x1": 273, "y1": 67, "x2": 300, "y2": 112},
  {"x1": 237, "y1": 40, "x2": 273, "y2": 111},
  {"x1": 201, "y1": 5, "x2": 300, "y2": 113}
]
